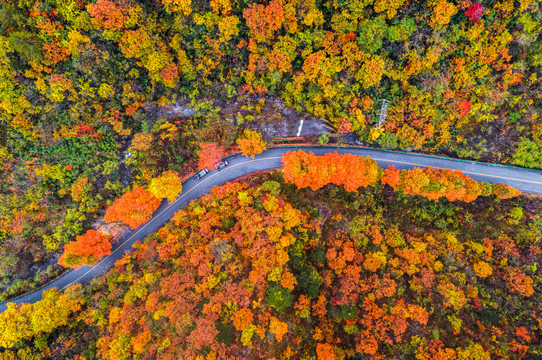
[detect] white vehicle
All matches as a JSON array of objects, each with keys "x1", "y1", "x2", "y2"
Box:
[
  {"x1": 194, "y1": 169, "x2": 209, "y2": 180},
  {"x1": 216, "y1": 160, "x2": 228, "y2": 170}
]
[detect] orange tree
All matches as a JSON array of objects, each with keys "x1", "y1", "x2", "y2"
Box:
[
  {"x1": 197, "y1": 142, "x2": 227, "y2": 170},
  {"x1": 58, "y1": 229, "x2": 113, "y2": 268},
  {"x1": 281, "y1": 150, "x2": 382, "y2": 191},
  {"x1": 104, "y1": 186, "x2": 161, "y2": 229},
  {"x1": 381, "y1": 165, "x2": 520, "y2": 202},
  {"x1": 237, "y1": 129, "x2": 267, "y2": 158}
]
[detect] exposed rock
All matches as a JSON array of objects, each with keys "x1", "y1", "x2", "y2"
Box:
[{"x1": 93, "y1": 219, "x2": 131, "y2": 245}]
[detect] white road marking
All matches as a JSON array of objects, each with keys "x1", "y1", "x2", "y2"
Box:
[{"x1": 296, "y1": 119, "x2": 304, "y2": 136}]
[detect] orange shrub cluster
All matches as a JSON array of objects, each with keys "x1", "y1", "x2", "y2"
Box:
[
  {"x1": 382, "y1": 165, "x2": 520, "y2": 202},
  {"x1": 104, "y1": 186, "x2": 162, "y2": 229},
  {"x1": 281, "y1": 150, "x2": 381, "y2": 191},
  {"x1": 282, "y1": 151, "x2": 520, "y2": 203},
  {"x1": 58, "y1": 229, "x2": 112, "y2": 268},
  {"x1": 236, "y1": 129, "x2": 267, "y2": 158}
]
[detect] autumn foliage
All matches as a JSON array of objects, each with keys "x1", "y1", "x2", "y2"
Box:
[
  {"x1": 92, "y1": 179, "x2": 537, "y2": 358},
  {"x1": 236, "y1": 129, "x2": 267, "y2": 158},
  {"x1": 147, "y1": 170, "x2": 183, "y2": 203},
  {"x1": 70, "y1": 177, "x2": 89, "y2": 202},
  {"x1": 316, "y1": 343, "x2": 336, "y2": 360},
  {"x1": 381, "y1": 165, "x2": 486, "y2": 202},
  {"x1": 282, "y1": 151, "x2": 520, "y2": 203},
  {"x1": 429, "y1": 0, "x2": 457, "y2": 28},
  {"x1": 492, "y1": 182, "x2": 521, "y2": 199},
  {"x1": 465, "y1": 4, "x2": 485, "y2": 21},
  {"x1": 58, "y1": 229, "x2": 113, "y2": 268},
  {"x1": 0, "y1": 288, "x2": 82, "y2": 348},
  {"x1": 2, "y1": 175, "x2": 541, "y2": 358},
  {"x1": 104, "y1": 186, "x2": 161, "y2": 229},
  {"x1": 197, "y1": 142, "x2": 227, "y2": 170},
  {"x1": 87, "y1": 0, "x2": 127, "y2": 31},
  {"x1": 96, "y1": 180, "x2": 311, "y2": 358},
  {"x1": 382, "y1": 165, "x2": 521, "y2": 202},
  {"x1": 0, "y1": 0, "x2": 541, "y2": 355},
  {"x1": 281, "y1": 150, "x2": 381, "y2": 191},
  {"x1": 0, "y1": 0, "x2": 539, "y2": 307}
]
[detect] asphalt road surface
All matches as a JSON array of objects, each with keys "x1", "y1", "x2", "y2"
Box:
[{"x1": 2, "y1": 146, "x2": 542, "y2": 312}]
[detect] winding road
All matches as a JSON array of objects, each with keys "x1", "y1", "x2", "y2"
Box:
[{"x1": 2, "y1": 145, "x2": 542, "y2": 312}]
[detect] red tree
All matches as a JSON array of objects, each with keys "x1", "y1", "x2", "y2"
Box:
[
  {"x1": 459, "y1": 100, "x2": 471, "y2": 116},
  {"x1": 465, "y1": 4, "x2": 484, "y2": 21}
]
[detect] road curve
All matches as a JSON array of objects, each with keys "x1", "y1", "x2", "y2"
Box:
[{"x1": 2, "y1": 145, "x2": 542, "y2": 311}]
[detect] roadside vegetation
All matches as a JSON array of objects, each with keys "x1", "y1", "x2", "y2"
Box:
[{"x1": 0, "y1": 170, "x2": 540, "y2": 359}]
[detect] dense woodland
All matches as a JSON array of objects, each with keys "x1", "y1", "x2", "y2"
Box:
[
  {"x1": 0, "y1": 167, "x2": 540, "y2": 359},
  {"x1": 0, "y1": 0, "x2": 541, "y2": 357},
  {"x1": 0, "y1": 0, "x2": 541, "y2": 292}
]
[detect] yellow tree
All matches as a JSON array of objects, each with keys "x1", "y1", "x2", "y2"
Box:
[
  {"x1": 429, "y1": 0, "x2": 457, "y2": 28},
  {"x1": 71, "y1": 177, "x2": 89, "y2": 202},
  {"x1": 0, "y1": 288, "x2": 81, "y2": 348},
  {"x1": 30, "y1": 288, "x2": 82, "y2": 334},
  {"x1": 237, "y1": 129, "x2": 267, "y2": 158},
  {"x1": 161, "y1": 0, "x2": 192, "y2": 16},
  {"x1": 0, "y1": 302, "x2": 33, "y2": 348},
  {"x1": 148, "y1": 170, "x2": 183, "y2": 203}
]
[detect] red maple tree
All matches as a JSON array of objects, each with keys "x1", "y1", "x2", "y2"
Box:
[{"x1": 465, "y1": 4, "x2": 484, "y2": 21}]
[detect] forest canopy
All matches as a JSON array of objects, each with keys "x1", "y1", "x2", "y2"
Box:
[
  {"x1": 1, "y1": 173, "x2": 540, "y2": 359},
  {"x1": 1, "y1": 0, "x2": 542, "y2": 357}
]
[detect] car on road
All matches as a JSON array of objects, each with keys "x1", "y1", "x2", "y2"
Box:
[
  {"x1": 216, "y1": 160, "x2": 228, "y2": 170},
  {"x1": 194, "y1": 169, "x2": 208, "y2": 180}
]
